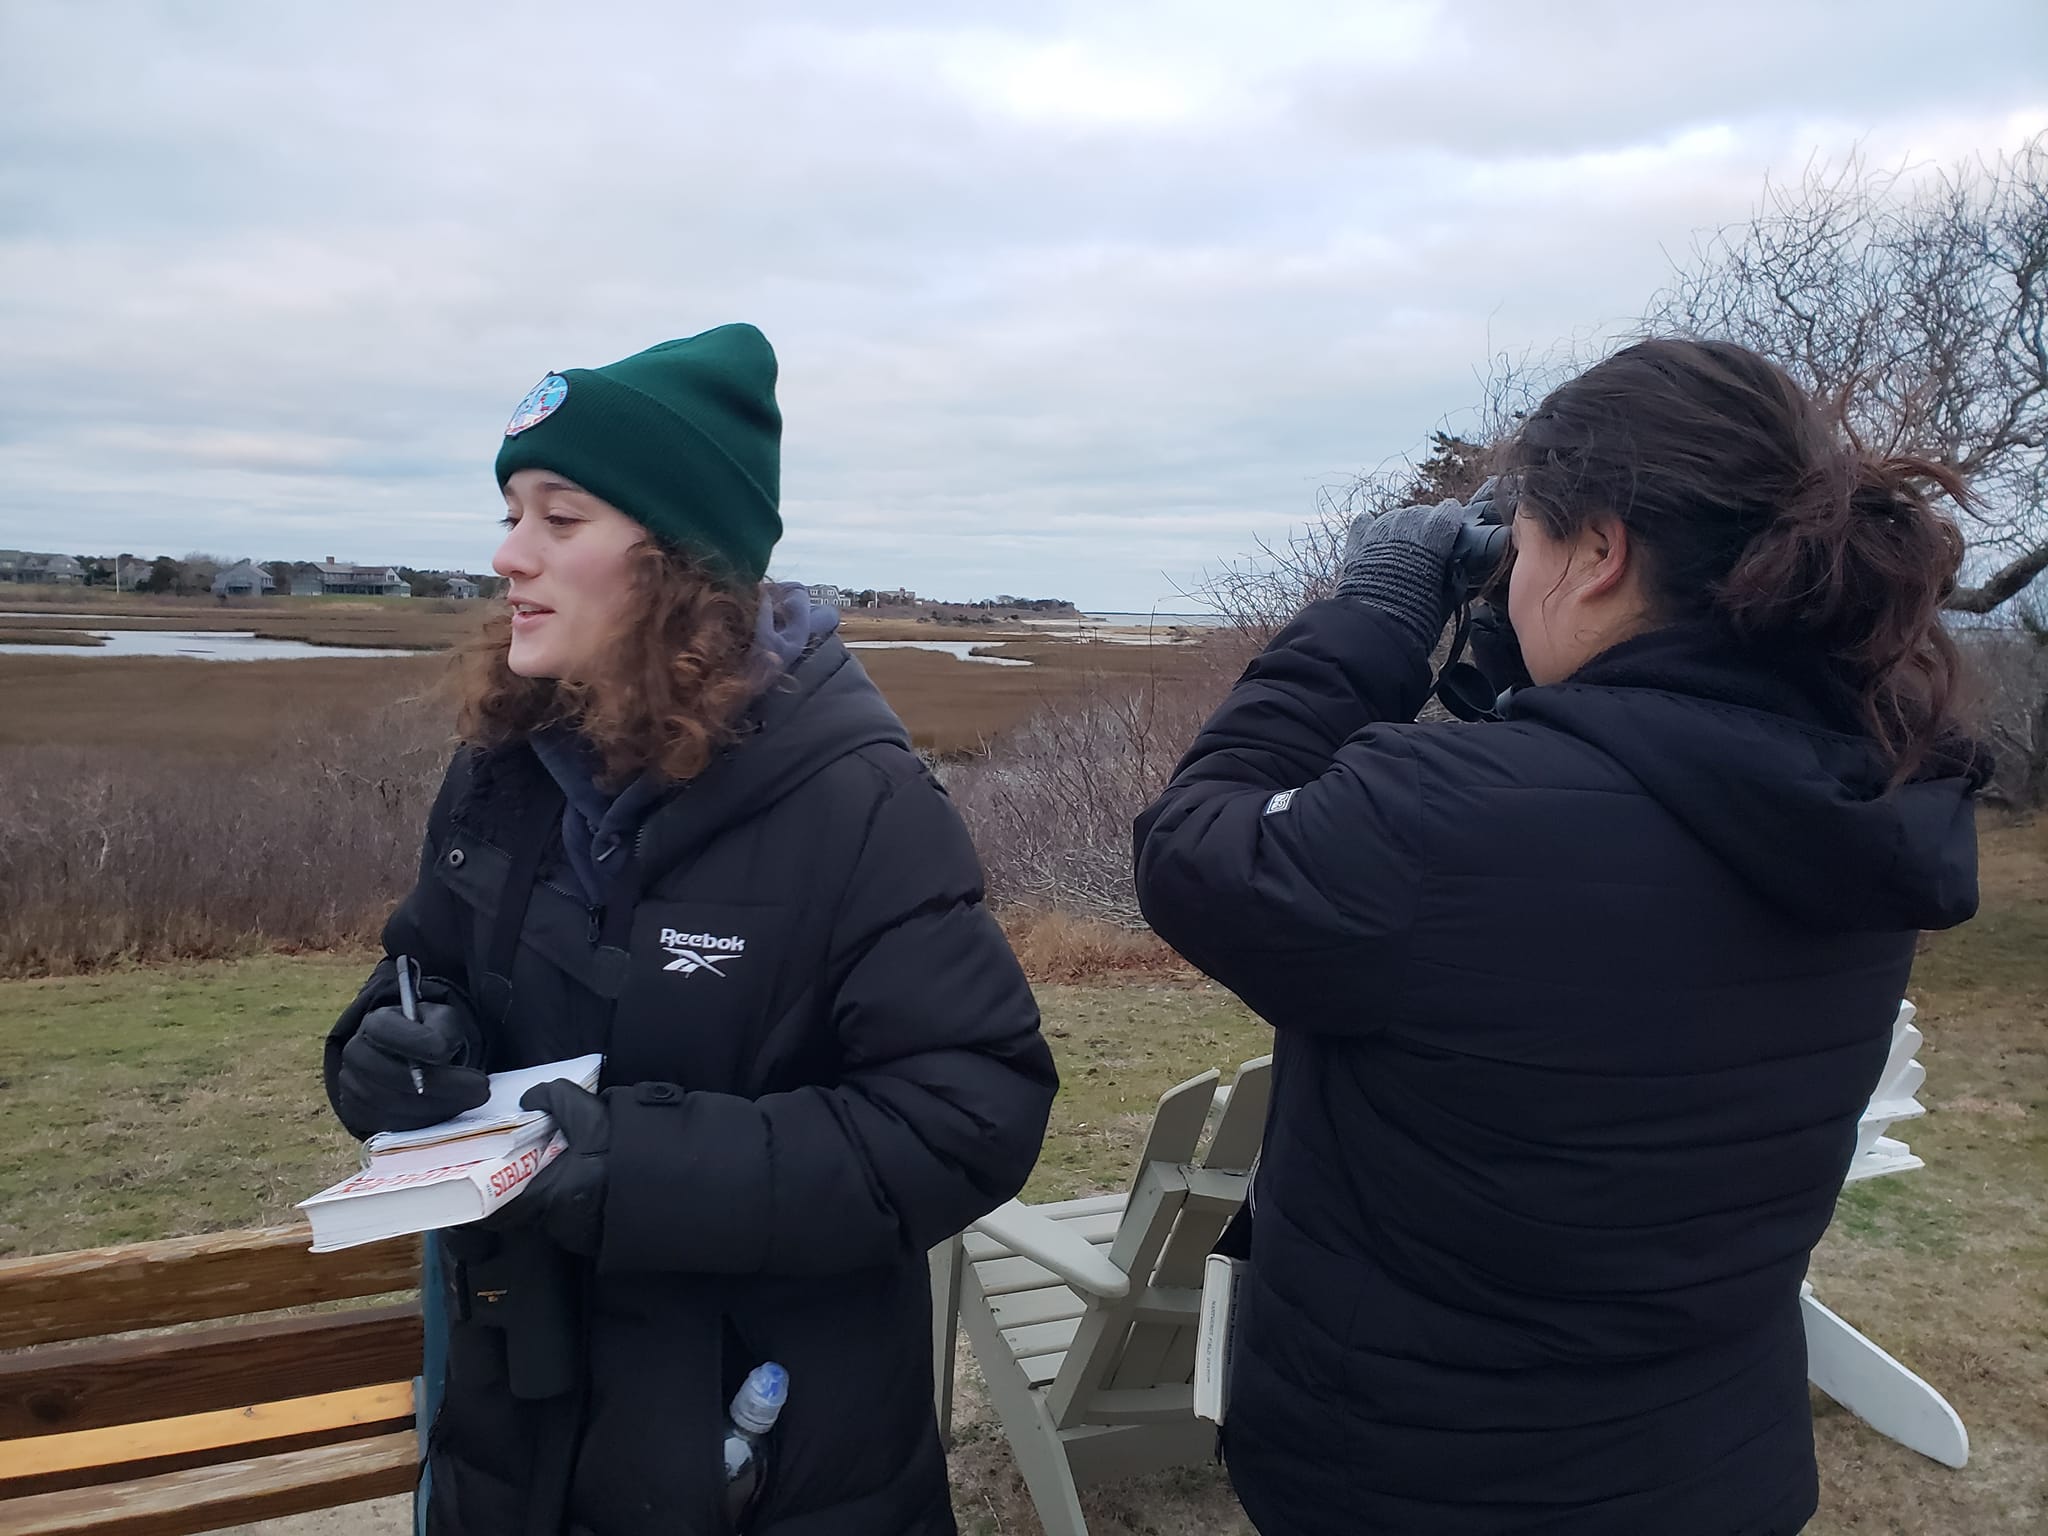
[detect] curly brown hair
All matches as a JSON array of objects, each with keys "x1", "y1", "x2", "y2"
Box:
[{"x1": 454, "y1": 542, "x2": 760, "y2": 787}]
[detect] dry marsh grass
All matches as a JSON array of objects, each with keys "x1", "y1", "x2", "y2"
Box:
[
  {"x1": 0, "y1": 590, "x2": 484, "y2": 650},
  {"x1": 998, "y1": 907, "x2": 1189, "y2": 984},
  {"x1": 0, "y1": 628, "x2": 1213, "y2": 757},
  {"x1": 0, "y1": 627, "x2": 103, "y2": 646},
  {"x1": 850, "y1": 640, "x2": 1214, "y2": 755},
  {"x1": 0, "y1": 653, "x2": 448, "y2": 756},
  {"x1": 0, "y1": 633, "x2": 1223, "y2": 974}
]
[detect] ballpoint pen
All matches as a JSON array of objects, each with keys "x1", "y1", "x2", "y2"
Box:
[{"x1": 395, "y1": 954, "x2": 426, "y2": 1094}]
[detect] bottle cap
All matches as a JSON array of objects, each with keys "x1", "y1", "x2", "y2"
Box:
[{"x1": 731, "y1": 1362, "x2": 788, "y2": 1435}]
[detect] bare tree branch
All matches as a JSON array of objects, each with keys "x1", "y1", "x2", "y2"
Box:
[
  {"x1": 1650, "y1": 134, "x2": 2048, "y2": 608},
  {"x1": 1948, "y1": 537, "x2": 2048, "y2": 614},
  {"x1": 1179, "y1": 348, "x2": 1563, "y2": 645}
]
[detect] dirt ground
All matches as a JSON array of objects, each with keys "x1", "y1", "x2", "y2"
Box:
[{"x1": 222, "y1": 1499, "x2": 406, "y2": 1536}]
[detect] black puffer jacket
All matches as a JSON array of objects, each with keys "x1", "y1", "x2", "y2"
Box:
[
  {"x1": 328, "y1": 637, "x2": 1055, "y2": 1536},
  {"x1": 1134, "y1": 600, "x2": 1985, "y2": 1536}
]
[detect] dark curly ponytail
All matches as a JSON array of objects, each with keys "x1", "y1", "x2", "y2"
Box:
[{"x1": 1508, "y1": 338, "x2": 1971, "y2": 778}]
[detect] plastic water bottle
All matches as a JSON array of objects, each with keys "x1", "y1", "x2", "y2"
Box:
[{"x1": 723, "y1": 1362, "x2": 788, "y2": 1530}]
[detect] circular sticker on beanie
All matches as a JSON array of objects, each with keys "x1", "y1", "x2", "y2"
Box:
[{"x1": 504, "y1": 374, "x2": 568, "y2": 437}]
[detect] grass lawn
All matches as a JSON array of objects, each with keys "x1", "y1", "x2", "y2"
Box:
[
  {"x1": 0, "y1": 821, "x2": 2041, "y2": 1532},
  {"x1": 0, "y1": 961, "x2": 1269, "y2": 1259},
  {"x1": 0, "y1": 953, "x2": 371, "y2": 1255}
]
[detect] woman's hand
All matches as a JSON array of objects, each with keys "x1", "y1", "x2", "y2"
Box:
[
  {"x1": 510, "y1": 1080, "x2": 612, "y2": 1257},
  {"x1": 332, "y1": 985, "x2": 489, "y2": 1138},
  {"x1": 1333, "y1": 496, "x2": 1470, "y2": 649}
]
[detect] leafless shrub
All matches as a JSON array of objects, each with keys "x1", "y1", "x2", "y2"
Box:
[
  {"x1": 1962, "y1": 611, "x2": 2048, "y2": 809},
  {"x1": 945, "y1": 656, "x2": 1237, "y2": 925},
  {"x1": 0, "y1": 701, "x2": 450, "y2": 975}
]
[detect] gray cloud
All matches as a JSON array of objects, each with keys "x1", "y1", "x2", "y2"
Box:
[{"x1": 1, "y1": 0, "x2": 2043, "y2": 608}]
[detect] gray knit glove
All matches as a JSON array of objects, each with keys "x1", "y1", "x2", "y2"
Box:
[{"x1": 1333, "y1": 498, "x2": 1467, "y2": 649}]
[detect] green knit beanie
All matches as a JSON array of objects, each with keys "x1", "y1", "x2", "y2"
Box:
[{"x1": 494, "y1": 323, "x2": 782, "y2": 585}]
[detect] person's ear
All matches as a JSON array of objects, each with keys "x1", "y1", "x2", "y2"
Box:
[{"x1": 1574, "y1": 515, "x2": 1633, "y2": 602}]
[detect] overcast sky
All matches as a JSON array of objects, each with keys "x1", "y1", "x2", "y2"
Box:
[{"x1": 3, "y1": 2, "x2": 2044, "y2": 610}]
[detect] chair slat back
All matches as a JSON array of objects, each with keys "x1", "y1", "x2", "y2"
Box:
[
  {"x1": 1852, "y1": 1004, "x2": 1928, "y2": 1169},
  {"x1": 1040, "y1": 1068, "x2": 1225, "y2": 1432},
  {"x1": 1133, "y1": 1071, "x2": 1219, "y2": 1172},
  {"x1": 1045, "y1": 1164, "x2": 1190, "y2": 1430},
  {"x1": 1110, "y1": 1059, "x2": 1270, "y2": 1391}
]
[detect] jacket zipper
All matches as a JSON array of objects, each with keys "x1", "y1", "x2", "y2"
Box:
[{"x1": 539, "y1": 873, "x2": 604, "y2": 946}]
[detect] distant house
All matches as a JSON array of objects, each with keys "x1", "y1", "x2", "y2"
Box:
[
  {"x1": 288, "y1": 565, "x2": 324, "y2": 597},
  {"x1": 445, "y1": 575, "x2": 481, "y2": 600},
  {"x1": 808, "y1": 583, "x2": 851, "y2": 609},
  {"x1": 211, "y1": 559, "x2": 276, "y2": 598},
  {"x1": 0, "y1": 549, "x2": 85, "y2": 585},
  {"x1": 876, "y1": 587, "x2": 916, "y2": 607},
  {"x1": 314, "y1": 558, "x2": 410, "y2": 597}
]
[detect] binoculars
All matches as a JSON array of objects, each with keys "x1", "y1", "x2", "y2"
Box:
[
  {"x1": 1435, "y1": 476, "x2": 1529, "y2": 723},
  {"x1": 1449, "y1": 476, "x2": 1513, "y2": 601},
  {"x1": 446, "y1": 1226, "x2": 581, "y2": 1400}
]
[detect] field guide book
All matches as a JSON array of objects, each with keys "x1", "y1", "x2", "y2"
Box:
[{"x1": 299, "y1": 1054, "x2": 602, "y2": 1252}]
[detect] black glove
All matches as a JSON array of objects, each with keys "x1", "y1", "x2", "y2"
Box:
[
  {"x1": 512, "y1": 1080, "x2": 612, "y2": 1258},
  {"x1": 1333, "y1": 496, "x2": 1469, "y2": 649},
  {"x1": 329, "y1": 970, "x2": 489, "y2": 1140}
]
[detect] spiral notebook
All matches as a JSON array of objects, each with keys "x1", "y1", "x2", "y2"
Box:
[
  {"x1": 359, "y1": 1054, "x2": 602, "y2": 1174},
  {"x1": 299, "y1": 1053, "x2": 602, "y2": 1251}
]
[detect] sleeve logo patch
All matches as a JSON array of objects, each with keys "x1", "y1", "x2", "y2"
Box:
[{"x1": 1263, "y1": 788, "x2": 1298, "y2": 816}]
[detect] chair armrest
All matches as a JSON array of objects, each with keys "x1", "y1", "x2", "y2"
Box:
[{"x1": 971, "y1": 1200, "x2": 1130, "y2": 1299}]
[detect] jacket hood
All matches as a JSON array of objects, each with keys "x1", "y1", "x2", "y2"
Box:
[
  {"x1": 1507, "y1": 623, "x2": 1989, "y2": 933},
  {"x1": 633, "y1": 635, "x2": 909, "y2": 874},
  {"x1": 749, "y1": 580, "x2": 841, "y2": 685},
  {"x1": 526, "y1": 587, "x2": 861, "y2": 904}
]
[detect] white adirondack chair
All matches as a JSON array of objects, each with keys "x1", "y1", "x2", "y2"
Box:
[
  {"x1": 1802, "y1": 1000, "x2": 1969, "y2": 1468},
  {"x1": 943, "y1": 1057, "x2": 1272, "y2": 1536}
]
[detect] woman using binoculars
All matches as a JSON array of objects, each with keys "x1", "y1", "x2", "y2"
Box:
[
  {"x1": 1137, "y1": 338, "x2": 1988, "y2": 1535},
  {"x1": 322, "y1": 325, "x2": 1055, "y2": 1536}
]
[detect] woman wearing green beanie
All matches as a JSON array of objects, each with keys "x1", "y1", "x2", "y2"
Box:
[{"x1": 322, "y1": 324, "x2": 1058, "y2": 1536}]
